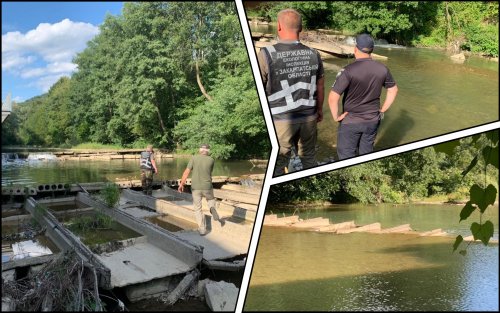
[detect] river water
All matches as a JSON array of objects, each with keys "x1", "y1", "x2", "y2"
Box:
[
  {"x1": 1, "y1": 156, "x2": 265, "y2": 187},
  {"x1": 251, "y1": 25, "x2": 499, "y2": 160},
  {"x1": 245, "y1": 204, "x2": 499, "y2": 311}
]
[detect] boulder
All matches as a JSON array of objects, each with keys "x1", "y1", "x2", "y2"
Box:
[{"x1": 204, "y1": 281, "x2": 238, "y2": 312}]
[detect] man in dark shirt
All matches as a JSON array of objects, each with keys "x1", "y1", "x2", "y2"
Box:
[
  {"x1": 329, "y1": 34, "x2": 398, "y2": 160},
  {"x1": 258, "y1": 9, "x2": 325, "y2": 175}
]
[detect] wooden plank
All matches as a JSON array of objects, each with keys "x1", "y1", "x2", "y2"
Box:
[
  {"x1": 292, "y1": 217, "x2": 330, "y2": 228},
  {"x1": 317, "y1": 221, "x2": 356, "y2": 232},
  {"x1": 221, "y1": 184, "x2": 261, "y2": 195},
  {"x1": 337, "y1": 222, "x2": 381, "y2": 234},
  {"x1": 213, "y1": 189, "x2": 260, "y2": 205}
]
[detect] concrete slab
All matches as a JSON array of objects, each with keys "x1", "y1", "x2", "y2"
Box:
[
  {"x1": 204, "y1": 281, "x2": 238, "y2": 312},
  {"x1": 118, "y1": 206, "x2": 160, "y2": 218},
  {"x1": 176, "y1": 230, "x2": 249, "y2": 261},
  {"x1": 97, "y1": 242, "x2": 193, "y2": 288},
  {"x1": 2, "y1": 269, "x2": 15, "y2": 282}
]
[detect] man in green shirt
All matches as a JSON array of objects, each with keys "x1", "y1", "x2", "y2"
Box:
[{"x1": 178, "y1": 144, "x2": 222, "y2": 235}]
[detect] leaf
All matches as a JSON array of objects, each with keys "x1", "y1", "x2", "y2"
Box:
[
  {"x1": 453, "y1": 235, "x2": 463, "y2": 252},
  {"x1": 459, "y1": 201, "x2": 476, "y2": 222},
  {"x1": 461, "y1": 155, "x2": 478, "y2": 177},
  {"x1": 482, "y1": 145, "x2": 499, "y2": 169},
  {"x1": 434, "y1": 140, "x2": 460, "y2": 156},
  {"x1": 470, "y1": 221, "x2": 494, "y2": 245},
  {"x1": 485, "y1": 130, "x2": 499, "y2": 145},
  {"x1": 469, "y1": 184, "x2": 497, "y2": 213}
]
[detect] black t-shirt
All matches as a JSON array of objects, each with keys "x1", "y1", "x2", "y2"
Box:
[{"x1": 331, "y1": 58, "x2": 396, "y2": 123}]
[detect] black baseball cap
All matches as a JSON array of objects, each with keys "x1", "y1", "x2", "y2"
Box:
[{"x1": 356, "y1": 34, "x2": 374, "y2": 53}]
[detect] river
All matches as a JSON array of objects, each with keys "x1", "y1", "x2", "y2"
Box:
[
  {"x1": 251, "y1": 25, "x2": 499, "y2": 160},
  {"x1": 245, "y1": 204, "x2": 499, "y2": 311},
  {"x1": 1, "y1": 156, "x2": 265, "y2": 187}
]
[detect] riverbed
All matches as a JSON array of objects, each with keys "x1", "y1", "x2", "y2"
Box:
[
  {"x1": 245, "y1": 203, "x2": 499, "y2": 311},
  {"x1": 251, "y1": 25, "x2": 499, "y2": 160}
]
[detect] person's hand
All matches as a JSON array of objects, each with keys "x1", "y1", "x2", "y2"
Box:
[
  {"x1": 336, "y1": 111, "x2": 348, "y2": 122},
  {"x1": 178, "y1": 184, "x2": 184, "y2": 193},
  {"x1": 317, "y1": 110, "x2": 323, "y2": 123},
  {"x1": 155, "y1": 169, "x2": 158, "y2": 174}
]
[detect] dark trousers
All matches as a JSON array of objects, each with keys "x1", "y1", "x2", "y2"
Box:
[
  {"x1": 274, "y1": 119, "x2": 318, "y2": 176},
  {"x1": 337, "y1": 121, "x2": 380, "y2": 160},
  {"x1": 141, "y1": 170, "x2": 154, "y2": 195}
]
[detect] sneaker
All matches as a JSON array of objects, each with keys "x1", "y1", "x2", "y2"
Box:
[{"x1": 209, "y1": 206, "x2": 220, "y2": 222}]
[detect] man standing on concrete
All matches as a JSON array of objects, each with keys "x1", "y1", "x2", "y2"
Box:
[
  {"x1": 258, "y1": 8, "x2": 325, "y2": 176},
  {"x1": 139, "y1": 144, "x2": 158, "y2": 195},
  {"x1": 329, "y1": 33, "x2": 398, "y2": 160},
  {"x1": 178, "y1": 144, "x2": 222, "y2": 236}
]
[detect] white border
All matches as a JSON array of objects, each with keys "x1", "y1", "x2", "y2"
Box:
[
  {"x1": 234, "y1": 1, "x2": 500, "y2": 311},
  {"x1": 235, "y1": 1, "x2": 278, "y2": 312}
]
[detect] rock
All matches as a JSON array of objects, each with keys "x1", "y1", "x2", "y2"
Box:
[
  {"x1": 450, "y1": 52, "x2": 466, "y2": 61},
  {"x1": 204, "y1": 281, "x2": 238, "y2": 312}
]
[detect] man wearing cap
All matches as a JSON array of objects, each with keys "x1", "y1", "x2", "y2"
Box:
[
  {"x1": 329, "y1": 33, "x2": 398, "y2": 160},
  {"x1": 258, "y1": 8, "x2": 325, "y2": 176},
  {"x1": 139, "y1": 144, "x2": 158, "y2": 195},
  {"x1": 178, "y1": 144, "x2": 222, "y2": 236}
]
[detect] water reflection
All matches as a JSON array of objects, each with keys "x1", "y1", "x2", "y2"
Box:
[{"x1": 2, "y1": 157, "x2": 265, "y2": 187}]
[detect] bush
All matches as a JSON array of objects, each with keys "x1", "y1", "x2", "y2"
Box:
[{"x1": 100, "y1": 183, "x2": 120, "y2": 208}]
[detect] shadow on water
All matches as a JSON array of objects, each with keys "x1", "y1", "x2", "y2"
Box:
[{"x1": 376, "y1": 108, "x2": 415, "y2": 149}]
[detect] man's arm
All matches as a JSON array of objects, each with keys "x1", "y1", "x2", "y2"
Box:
[
  {"x1": 257, "y1": 49, "x2": 269, "y2": 87},
  {"x1": 328, "y1": 91, "x2": 348, "y2": 122},
  {"x1": 178, "y1": 168, "x2": 191, "y2": 192},
  {"x1": 316, "y1": 77, "x2": 324, "y2": 122},
  {"x1": 151, "y1": 156, "x2": 158, "y2": 174},
  {"x1": 380, "y1": 85, "x2": 398, "y2": 113}
]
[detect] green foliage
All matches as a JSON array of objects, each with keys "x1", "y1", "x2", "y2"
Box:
[
  {"x1": 251, "y1": 1, "x2": 498, "y2": 56},
  {"x1": 269, "y1": 133, "x2": 498, "y2": 206},
  {"x1": 71, "y1": 142, "x2": 124, "y2": 150},
  {"x1": 100, "y1": 183, "x2": 120, "y2": 208},
  {"x1": 449, "y1": 130, "x2": 499, "y2": 253},
  {"x1": 4, "y1": 2, "x2": 268, "y2": 160},
  {"x1": 69, "y1": 212, "x2": 112, "y2": 231}
]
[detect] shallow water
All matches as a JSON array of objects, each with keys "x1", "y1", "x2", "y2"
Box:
[{"x1": 245, "y1": 204, "x2": 499, "y2": 311}]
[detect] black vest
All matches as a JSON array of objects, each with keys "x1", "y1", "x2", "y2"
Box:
[
  {"x1": 263, "y1": 42, "x2": 320, "y2": 121},
  {"x1": 140, "y1": 151, "x2": 153, "y2": 170}
]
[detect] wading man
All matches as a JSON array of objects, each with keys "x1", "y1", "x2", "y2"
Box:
[
  {"x1": 178, "y1": 144, "x2": 222, "y2": 236},
  {"x1": 258, "y1": 8, "x2": 325, "y2": 176},
  {"x1": 140, "y1": 145, "x2": 158, "y2": 195},
  {"x1": 329, "y1": 33, "x2": 398, "y2": 160}
]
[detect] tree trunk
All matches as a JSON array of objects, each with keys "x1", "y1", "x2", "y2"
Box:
[
  {"x1": 444, "y1": 2, "x2": 453, "y2": 44},
  {"x1": 154, "y1": 103, "x2": 167, "y2": 136},
  {"x1": 195, "y1": 59, "x2": 213, "y2": 101}
]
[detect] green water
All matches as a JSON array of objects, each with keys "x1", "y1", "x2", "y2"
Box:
[
  {"x1": 59, "y1": 210, "x2": 142, "y2": 246},
  {"x1": 245, "y1": 204, "x2": 499, "y2": 311},
  {"x1": 1, "y1": 157, "x2": 265, "y2": 187},
  {"x1": 251, "y1": 25, "x2": 499, "y2": 160}
]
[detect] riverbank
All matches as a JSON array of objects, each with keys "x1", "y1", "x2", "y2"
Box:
[{"x1": 249, "y1": 19, "x2": 498, "y2": 61}]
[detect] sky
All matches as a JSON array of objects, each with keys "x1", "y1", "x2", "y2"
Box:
[{"x1": 2, "y1": 1, "x2": 124, "y2": 103}]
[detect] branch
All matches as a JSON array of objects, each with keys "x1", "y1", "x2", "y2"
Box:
[{"x1": 195, "y1": 59, "x2": 213, "y2": 101}]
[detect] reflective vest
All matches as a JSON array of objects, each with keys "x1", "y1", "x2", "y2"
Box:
[
  {"x1": 263, "y1": 42, "x2": 320, "y2": 121},
  {"x1": 140, "y1": 151, "x2": 153, "y2": 170}
]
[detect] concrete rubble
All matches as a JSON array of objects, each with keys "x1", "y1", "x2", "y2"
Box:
[{"x1": 204, "y1": 281, "x2": 239, "y2": 312}]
